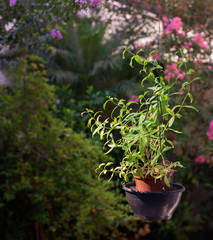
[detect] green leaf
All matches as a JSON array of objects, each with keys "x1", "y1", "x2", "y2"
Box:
[
  {"x1": 139, "y1": 141, "x2": 144, "y2": 155},
  {"x1": 162, "y1": 146, "x2": 173, "y2": 153},
  {"x1": 182, "y1": 105, "x2": 198, "y2": 112},
  {"x1": 166, "y1": 107, "x2": 174, "y2": 116},
  {"x1": 135, "y1": 55, "x2": 143, "y2": 65},
  {"x1": 164, "y1": 176, "x2": 170, "y2": 187},
  {"x1": 136, "y1": 164, "x2": 144, "y2": 178},
  {"x1": 168, "y1": 116, "x2": 175, "y2": 127},
  {"x1": 168, "y1": 128, "x2": 182, "y2": 134},
  {"x1": 187, "y1": 69, "x2": 195, "y2": 75},
  {"x1": 148, "y1": 50, "x2": 157, "y2": 59},
  {"x1": 188, "y1": 93, "x2": 193, "y2": 103},
  {"x1": 106, "y1": 162, "x2": 113, "y2": 167},
  {"x1": 129, "y1": 56, "x2": 135, "y2": 68}
]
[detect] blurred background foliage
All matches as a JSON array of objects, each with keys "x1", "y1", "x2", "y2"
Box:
[{"x1": 0, "y1": 0, "x2": 213, "y2": 239}]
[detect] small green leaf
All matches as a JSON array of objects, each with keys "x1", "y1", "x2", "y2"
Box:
[
  {"x1": 135, "y1": 55, "x2": 143, "y2": 65},
  {"x1": 187, "y1": 69, "x2": 195, "y2": 75},
  {"x1": 164, "y1": 176, "x2": 170, "y2": 187},
  {"x1": 168, "y1": 116, "x2": 175, "y2": 127},
  {"x1": 106, "y1": 162, "x2": 113, "y2": 167},
  {"x1": 183, "y1": 105, "x2": 198, "y2": 112},
  {"x1": 188, "y1": 93, "x2": 193, "y2": 103}
]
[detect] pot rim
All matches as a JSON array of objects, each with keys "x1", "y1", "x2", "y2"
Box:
[{"x1": 122, "y1": 182, "x2": 185, "y2": 194}]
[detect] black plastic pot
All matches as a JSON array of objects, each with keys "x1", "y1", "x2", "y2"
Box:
[{"x1": 122, "y1": 182, "x2": 185, "y2": 221}]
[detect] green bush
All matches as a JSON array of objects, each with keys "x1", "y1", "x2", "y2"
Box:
[{"x1": 0, "y1": 55, "x2": 130, "y2": 240}]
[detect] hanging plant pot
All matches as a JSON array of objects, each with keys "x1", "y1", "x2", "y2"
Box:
[{"x1": 122, "y1": 182, "x2": 185, "y2": 221}]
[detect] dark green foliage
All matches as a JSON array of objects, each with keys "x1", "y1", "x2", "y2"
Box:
[
  {"x1": 0, "y1": 55, "x2": 130, "y2": 240},
  {"x1": 54, "y1": 84, "x2": 114, "y2": 132}
]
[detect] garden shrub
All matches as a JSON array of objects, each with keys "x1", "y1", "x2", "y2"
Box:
[{"x1": 0, "y1": 55, "x2": 130, "y2": 240}]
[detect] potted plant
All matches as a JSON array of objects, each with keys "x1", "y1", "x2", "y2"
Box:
[{"x1": 83, "y1": 46, "x2": 199, "y2": 220}]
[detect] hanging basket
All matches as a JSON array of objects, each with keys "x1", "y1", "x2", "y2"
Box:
[{"x1": 122, "y1": 182, "x2": 185, "y2": 221}]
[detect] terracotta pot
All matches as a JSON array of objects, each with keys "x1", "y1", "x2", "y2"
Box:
[{"x1": 133, "y1": 169, "x2": 174, "y2": 192}]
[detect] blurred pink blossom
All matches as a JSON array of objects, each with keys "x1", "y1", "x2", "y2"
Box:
[
  {"x1": 183, "y1": 42, "x2": 192, "y2": 49},
  {"x1": 51, "y1": 29, "x2": 63, "y2": 39},
  {"x1": 193, "y1": 33, "x2": 209, "y2": 49},
  {"x1": 193, "y1": 33, "x2": 204, "y2": 44},
  {"x1": 195, "y1": 155, "x2": 206, "y2": 164},
  {"x1": 180, "y1": 30, "x2": 186, "y2": 37},
  {"x1": 196, "y1": 58, "x2": 202, "y2": 63},
  {"x1": 200, "y1": 42, "x2": 209, "y2": 49},
  {"x1": 165, "y1": 17, "x2": 182, "y2": 34},
  {"x1": 206, "y1": 120, "x2": 213, "y2": 140},
  {"x1": 165, "y1": 63, "x2": 184, "y2": 81},
  {"x1": 207, "y1": 65, "x2": 212, "y2": 70},
  {"x1": 152, "y1": 52, "x2": 160, "y2": 61},
  {"x1": 134, "y1": 42, "x2": 143, "y2": 50},
  {"x1": 128, "y1": 95, "x2": 139, "y2": 103},
  {"x1": 146, "y1": 5, "x2": 151, "y2": 10},
  {"x1": 157, "y1": 4, "x2": 162, "y2": 10},
  {"x1": 90, "y1": 0, "x2": 103, "y2": 8},
  {"x1": 9, "y1": 0, "x2": 17, "y2": 6},
  {"x1": 163, "y1": 16, "x2": 169, "y2": 26}
]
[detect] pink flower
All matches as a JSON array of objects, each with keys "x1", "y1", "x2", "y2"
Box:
[
  {"x1": 183, "y1": 42, "x2": 192, "y2": 49},
  {"x1": 146, "y1": 5, "x2": 151, "y2": 11},
  {"x1": 206, "y1": 120, "x2": 213, "y2": 140},
  {"x1": 128, "y1": 95, "x2": 139, "y2": 103},
  {"x1": 51, "y1": 29, "x2": 57, "y2": 39},
  {"x1": 201, "y1": 42, "x2": 209, "y2": 49},
  {"x1": 56, "y1": 30, "x2": 63, "y2": 39},
  {"x1": 55, "y1": 99, "x2": 60, "y2": 104},
  {"x1": 165, "y1": 17, "x2": 182, "y2": 34},
  {"x1": 165, "y1": 63, "x2": 184, "y2": 81},
  {"x1": 178, "y1": 72, "x2": 186, "y2": 80},
  {"x1": 9, "y1": 0, "x2": 17, "y2": 6},
  {"x1": 17, "y1": 134, "x2": 22, "y2": 138},
  {"x1": 196, "y1": 58, "x2": 202, "y2": 63},
  {"x1": 134, "y1": 42, "x2": 143, "y2": 50},
  {"x1": 193, "y1": 33, "x2": 209, "y2": 49},
  {"x1": 179, "y1": 89, "x2": 184, "y2": 94},
  {"x1": 152, "y1": 52, "x2": 160, "y2": 61},
  {"x1": 193, "y1": 33, "x2": 204, "y2": 44},
  {"x1": 90, "y1": 0, "x2": 103, "y2": 8},
  {"x1": 181, "y1": 30, "x2": 186, "y2": 37},
  {"x1": 51, "y1": 29, "x2": 63, "y2": 39},
  {"x1": 195, "y1": 155, "x2": 206, "y2": 164},
  {"x1": 157, "y1": 4, "x2": 161, "y2": 10},
  {"x1": 39, "y1": 19, "x2": 44, "y2": 23},
  {"x1": 163, "y1": 16, "x2": 169, "y2": 26},
  {"x1": 207, "y1": 65, "x2": 212, "y2": 70}
]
